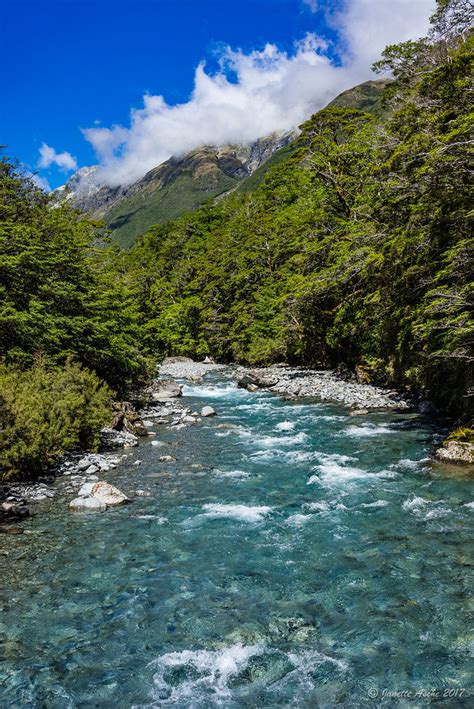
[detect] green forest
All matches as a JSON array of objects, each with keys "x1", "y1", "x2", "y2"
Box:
[{"x1": 1, "y1": 0, "x2": 472, "y2": 478}]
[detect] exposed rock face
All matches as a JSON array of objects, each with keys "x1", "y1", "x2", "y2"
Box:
[
  {"x1": 55, "y1": 133, "x2": 295, "y2": 247},
  {"x1": 436, "y1": 441, "x2": 474, "y2": 464}
]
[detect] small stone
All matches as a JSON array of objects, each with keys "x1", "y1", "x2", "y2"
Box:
[
  {"x1": 135, "y1": 489, "x2": 152, "y2": 497},
  {"x1": 159, "y1": 455, "x2": 176, "y2": 463},
  {"x1": 201, "y1": 406, "x2": 217, "y2": 417},
  {"x1": 151, "y1": 440, "x2": 164, "y2": 447},
  {"x1": 0, "y1": 526, "x2": 24, "y2": 535},
  {"x1": 85, "y1": 464, "x2": 99, "y2": 475},
  {"x1": 133, "y1": 460, "x2": 142, "y2": 466},
  {"x1": 349, "y1": 408, "x2": 369, "y2": 416},
  {"x1": 183, "y1": 416, "x2": 196, "y2": 423}
]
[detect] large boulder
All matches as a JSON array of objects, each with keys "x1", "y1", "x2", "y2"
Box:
[
  {"x1": 201, "y1": 406, "x2": 217, "y2": 417},
  {"x1": 436, "y1": 441, "x2": 474, "y2": 464},
  {"x1": 91, "y1": 481, "x2": 129, "y2": 506},
  {"x1": 151, "y1": 379, "x2": 183, "y2": 400},
  {"x1": 69, "y1": 497, "x2": 106, "y2": 512},
  {"x1": 237, "y1": 370, "x2": 279, "y2": 391}
]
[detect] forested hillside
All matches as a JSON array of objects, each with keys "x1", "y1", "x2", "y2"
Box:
[
  {"x1": 117, "y1": 2, "x2": 473, "y2": 418},
  {"x1": 0, "y1": 160, "x2": 150, "y2": 476},
  {"x1": 1, "y1": 0, "x2": 472, "y2": 480}
]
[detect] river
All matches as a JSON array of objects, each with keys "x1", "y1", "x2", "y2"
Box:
[{"x1": 1, "y1": 370, "x2": 473, "y2": 706}]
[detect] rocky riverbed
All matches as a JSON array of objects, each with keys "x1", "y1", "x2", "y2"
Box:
[
  {"x1": 2, "y1": 358, "x2": 470, "y2": 526},
  {"x1": 1, "y1": 366, "x2": 473, "y2": 706},
  {"x1": 160, "y1": 359, "x2": 409, "y2": 410}
]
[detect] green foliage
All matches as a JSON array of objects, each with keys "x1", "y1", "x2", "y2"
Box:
[
  {"x1": 106, "y1": 172, "x2": 239, "y2": 249},
  {"x1": 0, "y1": 359, "x2": 112, "y2": 478},
  {"x1": 0, "y1": 158, "x2": 150, "y2": 394},
  {"x1": 447, "y1": 427, "x2": 474, "y2": 443},
  {"x1": 118, "y1": 7, "x2": 473, "y2": 418}
]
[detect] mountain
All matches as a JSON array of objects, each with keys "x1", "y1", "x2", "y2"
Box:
[
  {"x1": 57, "y1": 79, "x2": 390, "y2": 247},
  {"x1": 58, "y1": 133, "x2": 294, "y2": 248},
  {"x1": 326, "y1": 78, "x2": 392, "y2": 117}
]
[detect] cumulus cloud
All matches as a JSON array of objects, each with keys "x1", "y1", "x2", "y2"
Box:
[
  {"x1": 303, "y1": 0, "x2": 319, "y2": 12},
  {"x1": 83, "y1": 0, "x2": 435, "y2": 187},
  {"x1": 38, "y1": 143, "x2": 77, "y2": 172}
]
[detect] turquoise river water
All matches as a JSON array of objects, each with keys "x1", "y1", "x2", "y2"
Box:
[{"x1": 0, "y1": 371, "x2": 473, "y2": 707}]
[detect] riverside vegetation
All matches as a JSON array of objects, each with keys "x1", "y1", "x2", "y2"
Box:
[{"x1": 1, "y1": 0, "x2": 473, "y2": 479}]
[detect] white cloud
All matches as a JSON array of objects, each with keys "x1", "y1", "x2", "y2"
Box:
[
  {"x1": 82, "y1": 0, "x2": 435, "y2": 187},
  {"x1": 38, "y1": 143, "x2": 77, "y2": 172},
  {"x1": 303, "y1": 0, "x2": 319, "y2": 12}
]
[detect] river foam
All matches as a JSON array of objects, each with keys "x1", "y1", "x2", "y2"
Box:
[{"x1": 201, "y1": 503, "x2": 273, "y2": 522}]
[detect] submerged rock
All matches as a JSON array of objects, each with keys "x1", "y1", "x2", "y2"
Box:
[
  {"x1": 1, "y1": 501, "x2": 30, "y2": 522},
  {"x1": 349, "y1": 408, "x2": 369, "y2": 416}
]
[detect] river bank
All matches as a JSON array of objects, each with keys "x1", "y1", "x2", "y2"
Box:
[
  {"x1": 0, "y1": 368, "x2": 473, "y2": 705},
  {"x1": 2, "y1": 360, "x2": 471, "y2": 525}
]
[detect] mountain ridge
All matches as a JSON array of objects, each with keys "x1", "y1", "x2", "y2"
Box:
[{"x1": 58, "y1": 79, "x2": 390, "y2": 246}]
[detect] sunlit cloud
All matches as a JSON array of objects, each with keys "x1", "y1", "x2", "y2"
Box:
[{"x1": 79, "y1": 0, "x2": 435, "y2": 187}]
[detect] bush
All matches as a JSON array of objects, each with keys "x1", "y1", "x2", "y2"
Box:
[{"x1": 0, "y1": 359, "x2": 112, "y2": 479}]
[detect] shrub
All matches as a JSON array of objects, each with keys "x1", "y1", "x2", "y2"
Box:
[{"x1": 0, "y1": 359, "x2": 112, "y2": 479}]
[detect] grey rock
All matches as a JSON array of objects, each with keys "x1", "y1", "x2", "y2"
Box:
[
  {"x1": 201, "y1": 406, "x2": 217, "y2": 417},
  {"x1": 436, "y1": 441, "x2": 474, "y2": 464},
  {"x1": 91, "y1": 481, "x2": 129, "y2": 506},
  {"x1": 151, "y1": 378, "x2": 183, "y2": 400},
  {"x1": 78, "y1": 482, "x2": 96, "y2": 497},
  {"x1": 69, "y1": 497, "x2": 106, "y2": 512}
]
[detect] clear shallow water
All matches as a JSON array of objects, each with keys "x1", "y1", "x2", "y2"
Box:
[{"x1": 1, "y1": 373, "x2": 473, "y2": 707}]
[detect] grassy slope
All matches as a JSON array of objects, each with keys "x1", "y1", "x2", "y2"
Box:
[{"x1": 106, "y1": 172, "x2": 239, "y2": 249}]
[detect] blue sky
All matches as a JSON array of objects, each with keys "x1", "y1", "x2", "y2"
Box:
[{"x1": 1, "y1": 0, "x2": 434, "y2": 189}]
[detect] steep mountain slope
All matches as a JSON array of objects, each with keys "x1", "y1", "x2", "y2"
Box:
[
  {"x1": 58, "y1": 79, "x2": 390, "y2": 247},
  {"x1": 235, "y1": 78, "x2": 390, "y2": 195},
  {"x1": 59, "y1": 133, "x2": 294, "y2": 248},
  {"x1": 326, "y1": 78, "x2": 391, "y2": 117}
]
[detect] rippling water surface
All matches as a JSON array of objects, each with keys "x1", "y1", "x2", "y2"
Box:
[{"x1": 1, "y1": 372, "x2": 473, "y2": 707}]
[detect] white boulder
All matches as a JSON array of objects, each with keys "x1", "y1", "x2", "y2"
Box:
[
  {"x1": 69, "y1": 497, "x2": 106, "y2": 512},
  {"x1": 201, "y1": 406, "x2": 217, "y2": 417}
]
